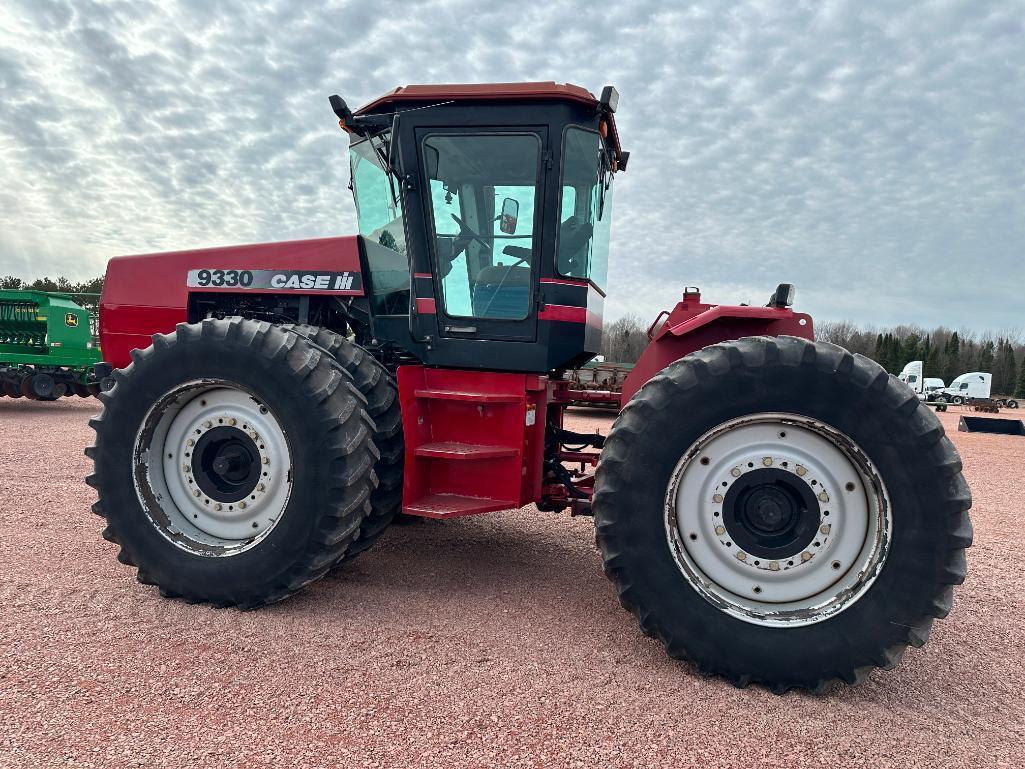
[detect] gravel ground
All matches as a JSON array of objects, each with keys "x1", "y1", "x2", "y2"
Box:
[{"x1": 1, "y1": 397, "x2": 1023, "y2": 768}]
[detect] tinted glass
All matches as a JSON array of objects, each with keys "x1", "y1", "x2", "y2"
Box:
[
  {"x1": 557, "y1": 127, "x2": 614, "y2": 289},
  {"x1": 423, "y1": 134, "x2": 540, "y2": 320}
]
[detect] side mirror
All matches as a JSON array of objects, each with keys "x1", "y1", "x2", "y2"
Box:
[{"x1": 499, "y1": 197, "x2": 519, "y2": 234}]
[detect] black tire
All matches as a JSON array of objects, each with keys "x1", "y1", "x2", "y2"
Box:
[
  {"x1": 594, "y1": 336, "x2": 972, "y2": 693},
  {"x1": 1007, "y1": 399, "x2": 1019, "y2": 409},
  {"x1": 3, "y1": 380, "x2": 22, "y2": 398},
  {"x1": 952, "y1": 395, "x2": 965, "y2": 405},
  {"x1": 86, "y1": 319, "x2": 379, "y2": 608},
  {"x1": 286, "y1": 324, "x2": 403, "y2": 561}
]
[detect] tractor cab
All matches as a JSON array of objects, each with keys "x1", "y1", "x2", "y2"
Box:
[{"x1": 333, "y1": 83, "x2": 628, "y2": 373}]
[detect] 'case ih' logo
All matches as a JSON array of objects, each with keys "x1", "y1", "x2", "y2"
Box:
[
  {"x1": 65, "y1": 313, "x2": 78, "y2": 327},
  {"x1": 186, "y1": 269, "x2": 362, "y2": 293}
]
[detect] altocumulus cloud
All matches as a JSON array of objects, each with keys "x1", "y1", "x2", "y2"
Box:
[{"x1": 0, "y1": 0, "x2": 1022, "y2": 328}]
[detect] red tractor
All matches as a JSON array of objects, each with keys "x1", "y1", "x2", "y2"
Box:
[{"x1": 88, "y1": 83, "x2": 971, "y2": 692}]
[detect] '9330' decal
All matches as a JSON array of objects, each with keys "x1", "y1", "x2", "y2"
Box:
[{"x1": 187, "y1": 269, "x2": 362, "y2": 292}]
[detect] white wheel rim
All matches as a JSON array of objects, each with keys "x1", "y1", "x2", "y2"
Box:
[
  {"x1": 664, "y1": 413, "x2": 891, "y2": 627},
  {"x1": 133, "y1": 381, "x2": 293, "y2": 556}
]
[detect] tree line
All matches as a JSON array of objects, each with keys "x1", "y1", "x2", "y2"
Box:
[
  {"x1": 602, "y1": 315, "x2": 1025, "y2": 397},
  {"x1": 2, "y1": 275, "x2": 105, "y2": 314}
]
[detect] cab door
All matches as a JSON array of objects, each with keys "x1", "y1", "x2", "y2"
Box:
[{"x1": 416, "y1": 128, "x2": 547, "y2": 343}]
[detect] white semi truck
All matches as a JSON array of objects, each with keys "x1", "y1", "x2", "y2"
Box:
[{"x1": 897, "y1": 361, "x2": 946, "y2": 401}]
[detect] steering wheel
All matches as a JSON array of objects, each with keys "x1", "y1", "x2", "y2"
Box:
[{"x1": 450, "y1": 213, "x2": 491, "y2": 250}]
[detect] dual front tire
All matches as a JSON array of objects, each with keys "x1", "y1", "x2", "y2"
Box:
[{"x1": 88, "y1": 319, "x2": 381, "y2": 608}]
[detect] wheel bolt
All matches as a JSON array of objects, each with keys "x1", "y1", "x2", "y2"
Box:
[
  {"x1": 227, "y1": 418, "x2": 237, "y2": 426},
  {"x1": 736, "y1": 551, "x2": 747, "y2": 561},
  {"x1": 262, "y1": 457, "x2": 269, "y2": 465},
  {"x1": 214, "y1": 503, "x2": 222, "y2": 511},
  {"x1": 769, "y1": 561, "x2": 780, "y2": 571},
  {"x1": 239, "y1": 501, "x2": 247, "y2": 510},
  {"x1": 713, "y1": 493, "x2": 723, "y2": 503},
  {"x1": 796, "y1": 465, "x2": 807, "y2": 477},
  {"x1": 192, "y1": 489, "x2": 201, "y2": 497},
  {"x1": 818, "y1": 492, "x2": 829, "y2": 503},
  {"x1": 801, "y1": 551, "x2": 812, "y2": 562},
  {"x1": 715, "y1": 525, "x2": 726, "y2": 536},
  {"x1": 257, "y1": 483, "x2": 265, "y2": 492},
  {"x1": 731, "y1": 467, "x2": 741, "y2": 477},
  {"x1": 762, "y1": 457, "x2": 773, "y2": 467},
  {"x1": 186, "y1": 439, "x2": 195, "y2": 447},
  {"x1": 202, "y1": 420, "x2": 212, "y2": 429},
  {"x1": 820, "y1": 524, "x2": 831, "y2": 535}
]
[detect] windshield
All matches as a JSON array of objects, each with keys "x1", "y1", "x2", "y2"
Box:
[{"x1": 350, "y1": 135, "x2": 409, "y2": 314}]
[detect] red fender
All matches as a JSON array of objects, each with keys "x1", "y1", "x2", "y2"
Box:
[{"x1": 620, "y1": 290, "x2": 814, "y2": 405}]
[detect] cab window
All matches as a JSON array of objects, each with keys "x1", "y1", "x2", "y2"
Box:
[
  {"x1": 422, "y1": 133, "x2": 541, "y2": 320},
  {"x1": 557, "y1": 127, "x2": 614, "y2": 289}
]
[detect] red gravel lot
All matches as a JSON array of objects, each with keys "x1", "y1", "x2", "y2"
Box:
[{"x1": 1, "y1": 398, "x2": 1023, "y2": 768}]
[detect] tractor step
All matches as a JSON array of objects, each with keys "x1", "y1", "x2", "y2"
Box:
[
  {"x1": 414, "y1": 388, "x2": 523, "y2": 404},
  {"x1": 403, "y1": 492, "x2": 519, "y2": 518},
  {"x1": 415, "y1": 441, "x2": 519, "y2": 460},
  {"x1": 398, "y1": 366, "x2": 548, "y2": 518}
]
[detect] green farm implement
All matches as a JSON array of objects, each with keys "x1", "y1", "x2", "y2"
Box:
[{"x1": 0, "y1": 290, "x2": 112, "y2": 400}]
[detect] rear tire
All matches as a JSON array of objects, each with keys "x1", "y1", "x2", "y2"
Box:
[
  {"x1": 286, "y1": 325, "x2": 403, "y2": 562},
  {"x1": 594, "y1": 336, "x2": 972, "y2": 692},
  {"x1": 86, "y1": 319, "x2": 379, "y2": 608}
]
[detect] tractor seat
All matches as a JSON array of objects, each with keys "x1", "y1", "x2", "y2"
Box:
[{"x1": 472, "y1": 264, "x2": 531, "y2": 319}]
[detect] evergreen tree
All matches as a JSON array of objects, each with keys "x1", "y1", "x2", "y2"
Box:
[
  {"x1": 944, "y1": 332, "x2": 961, "y2": 382},
  {"x1": 1016, "y1": 356, "x2": 1025, "y2": 398},
  {"x1": 978, "y1": 341, "x2": 995, "y2": 374},
  {"x1": 925, "y1": 343, "x2": 941, "y2": 380}
]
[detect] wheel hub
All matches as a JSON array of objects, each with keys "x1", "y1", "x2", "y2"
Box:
[
  {"x1": 664, "y1": 414, "x2": 891, "y2": 627},
  {"x1": 724, "y1": 468, "x2": 820, "y2": 558},
  {"x1": 193, "y1": 426, "x2": 261, "y2": 502},
  {"x1": 134, "y1": 383, "x2": 294, "y2": 554}
]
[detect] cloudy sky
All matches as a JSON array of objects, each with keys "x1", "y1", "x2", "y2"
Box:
[{"x1": 1, "y1": 0, "x2": 1022, "y2": 330}]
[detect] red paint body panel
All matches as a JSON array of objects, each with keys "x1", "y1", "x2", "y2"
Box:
[
  {"x1": 397, "y1": 366, "x2": 547, "y2": 518},
  {"x1": 620, "y1": 292, "x2": 815, "y2": 405},
  {"x1": 100, "y1": 236, "x2": 363, "y2": 368}
]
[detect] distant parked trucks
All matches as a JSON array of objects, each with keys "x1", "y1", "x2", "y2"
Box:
[{"x1": 899, "y1": 362, "x2": 1018, "y2": 411}]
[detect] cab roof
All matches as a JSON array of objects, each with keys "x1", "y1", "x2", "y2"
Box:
[{"x1": 356, "y1": 81, "x2": 623, "y2": 160}]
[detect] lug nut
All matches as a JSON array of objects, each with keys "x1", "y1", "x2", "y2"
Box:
[
  {"x1": 227, "y1": 418, "x2": 237, "y2": 426},
  {"x1": 801, "y1": 551, "x2": 812, "y2": 562},
  {"x1": 762, "y1": 457, "x2": 773, "y2": 467},
  {"x1": 818, "y1": 492, "x2": 829, "y2": 503},
  {"x1": 820, "y1": 524, "x2": 831, "y2": 535},
  {"x1": 202, "y1": 420, "x2": 212, "y2": 429},
  {"x1": 192, "y1": 489, "x2": 201, "y2": 497},
  {"x1": 731, "y1": 467, "x2": 742, "y2": 477},
  {"x1": 796, "y1": 465, "x2": 807, "y2": 477},
  {"x1": 186, "y1": 438, "x2": 195, "y2": 447},
  {"x1": 769, "y1": 561, "x2": 780, "y2": 571},
  {"x1": 214, "y1": 503, "x2": 222, "y2": 511},
  {"x1": 239, "y1": 501, "x2": 247, "y2": 510},
  {"x1": 257, "y1": 483, "x2": 265, "y2": 492},
  {"x1": 713, "y1": 493, "x2": 723, "y2": 503},
  {"x1": 715, "y1": 525, "x2": 726, "y2": 536},
  {"x1": 736, "y1": 551, "x2": 747, "y2": 561},
  {"x1": 262, "y1": 457, "x2": 269, "y2": 465}
]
